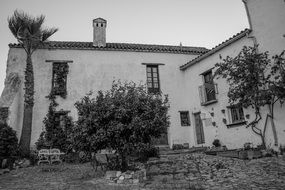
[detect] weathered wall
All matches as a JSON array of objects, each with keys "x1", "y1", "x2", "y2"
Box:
[
  {"x1": 246, "y1": 0, "x2": 285, "y2": 146},
  {"x1": 6, "y1": 47, "x2": 198, "y2": 147}
]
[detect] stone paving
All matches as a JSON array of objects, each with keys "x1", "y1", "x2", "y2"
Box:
[
  {"x1": 0, "y1": 153, "x2": 284, "y2": 189},
  {"x1": 145, "y1": 153, "x2": 285, "y2": 190}
]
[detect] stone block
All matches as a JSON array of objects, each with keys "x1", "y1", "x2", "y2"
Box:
[{"x1": 105, "y1": 170, "x2": 117, "y2": 180}]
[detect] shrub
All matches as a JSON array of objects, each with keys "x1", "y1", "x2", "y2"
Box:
[
  {"x1": 173, "y1": 144, "x2": 184, "y2": 150},
  {"x1": 72, "y1": 81, "x2": 169, "y2": 171},
  {"x1": 0, "y1": 122, "x2": 18, "y2": 159},
  {"x1": 135, "y1": 144, "x2": 159, "y2": 162},
  {"x1": 212, "y1": 139, "x2": 221, "y2": 147}
]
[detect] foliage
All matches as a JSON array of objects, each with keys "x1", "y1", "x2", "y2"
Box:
[
  {"x1": 72, "y1": 81, "x2": 169, "y2": 171},
  {"x1": 0, "y1": 122, "x2": 18, "y2": 159},
  {"x1": 8, "y1": 10, "x2": 58, "y2": 156},
  {"x1": 212, "y1": 139, "x2": 221, "y2": 147},
  {"x1": 270, "y1": 51, "x2": 285, "y2": 105},
  {"x1": 214, "y1": 46, "x2": 285, "y2": 147},
  {"x1": 134, "y1": 144, "x2": 159, "y2": 162},
  {"x1": 172, "y1": 144, "x2": 185, "y2": 150},
  {"x1": 36, "y1": 94, "x2": 73, "y2": 152}
]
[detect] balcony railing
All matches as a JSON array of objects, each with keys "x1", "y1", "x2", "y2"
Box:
[{"x1": 198, "y1": 83, "x2": 218, "y2": 106}]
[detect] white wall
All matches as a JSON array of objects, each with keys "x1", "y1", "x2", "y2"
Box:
[
  {"x1": 182, "y1": 37, "x2": 263, "y2": 149},
  {"x1": 6, "y1": 47, "x2": 198, "y2": 147},
  {"x1": 246, "y1": 0, "x2": 285, "y2": 147}
]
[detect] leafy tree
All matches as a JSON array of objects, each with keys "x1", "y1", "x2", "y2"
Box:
[
  {"x1": 8, "y1": 10, "x2": 58, "y2": 156},
  {"x1": 214, "y1": 46, "x2": 285, "y2": 148},
  {"x1": 72, "y1": 81, "x2": 169, "y2": 171}
]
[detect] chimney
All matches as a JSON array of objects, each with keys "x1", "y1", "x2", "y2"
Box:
[{"x1": 93, "y1": 18, "x2": 107, "y2": 47}]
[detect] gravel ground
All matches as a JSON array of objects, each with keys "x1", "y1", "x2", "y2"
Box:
[{"x1": 0, "y1": 153, "x2": 285, "y2": 190}]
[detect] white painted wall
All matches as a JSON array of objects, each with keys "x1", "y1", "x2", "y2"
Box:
[
  {"x1": 182, "y1": 37, "x2": 264, "y2": 149},
  {"x1": 181, "y1": 0, "x2": 285, "y2": 149},
  {"x1": 6, "y1": 47, "x2": 198, "y2": 147},
  {"x1": 246, "y1": 0, "x2": 285, "y2": 147}
]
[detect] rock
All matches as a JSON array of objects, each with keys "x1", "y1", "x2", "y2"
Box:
[
  {"x1": 1, "y1": 159, "x2": 8, "y2": 168},
  {"x1": 0, "y1": 168, "x2": 10, "y2": 175},
  {"x1": 133, "y1": 179, "x2": 139, "y2": 184},
  {"x1": 115, "y1": 171, "x2": 121, "y2": 177},
  {"x1": 124, "y1": 174, "x2": 132, "y2": 179},
  {"x1": 105, "y1": 170, "x2": 117, "y2": 180},
  {"x1": 21, "y1": 159, "x2": 31, "y2": 168},
  {"x1": 118, "y1": 175, "x2": 125, "y2": 180}
]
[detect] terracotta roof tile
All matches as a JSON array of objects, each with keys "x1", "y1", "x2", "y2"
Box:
[
  {"x1": 9, "y1": 41, "x2": 208, "y2": 55},
  {"x1": 180, "y1": 29, "x2": 251, "y2": 70}
]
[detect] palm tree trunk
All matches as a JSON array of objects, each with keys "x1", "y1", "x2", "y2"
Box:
[{"x1": 19, "y1": 53, "x2": 34, "y2": 157}]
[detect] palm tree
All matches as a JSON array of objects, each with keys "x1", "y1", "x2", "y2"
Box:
[{"x1": 8, "y1": 10, "x2": 58, "y2": 156}]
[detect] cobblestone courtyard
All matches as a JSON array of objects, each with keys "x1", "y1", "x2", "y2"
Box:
[{"x1": 0, "y1": 153, "x2": 285, "y2": 190}]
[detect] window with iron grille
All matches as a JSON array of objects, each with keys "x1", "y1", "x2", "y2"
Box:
[
  {"x1": 52, "y1": 62, "x2": 69, "y2": 97},
  {"x1": 203, "y1": 70, "x2": 216, "y2": 102},
  {"x1": 180, "y1": 111, "x2": 190, "y2": 126},
  {"x1": 199, "y1": 69, "x2": 218, "y2": 105},
  {"x1": 229, "y1": 105, "x2": 245, "y2": 124},
  {"x1": 146, "y1": 65, "x2": 160, "y2": 94}
]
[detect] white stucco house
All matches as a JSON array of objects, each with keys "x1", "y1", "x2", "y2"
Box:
[{"x1": 0, "y1": 0, "x2": 284, "y2": 149}]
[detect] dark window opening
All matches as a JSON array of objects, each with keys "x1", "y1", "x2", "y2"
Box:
[
  {"x1": 180, "y1": 111, "x2": 190, "y2": 126},
  {"x1": 52, "y1": 62, "x2": 68, "y2": 97},
  {"x1": 203, "y1": 70, "x2": 216, "y2": 102},
  {"x1": 146, "y1": 65, "x2": 160, "y2": 94}
]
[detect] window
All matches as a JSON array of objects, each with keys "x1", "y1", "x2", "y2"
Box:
[
  {"x1": 146, "y1": 65, "x2": 160, "y2": 94},
  {"x1": 227, "y1": 105, "x2": 246, "y2": 127},
  {"x1": 54, "y1": 111, "x2": 68, "y2": 132},
  {"x1": 198, "y1": 69, "x2": 218, "y2": 106},
  {"x1": 52, "y1": 62, "x2": 69, "y2": 97},
  {"x1": 180, "y1": 111, "x2": 190, "y2": 126},
  {"x1": 203, "y1": 70, "x2": 216, "y2": 102},
  {"x1": 229, "y1": 106, "x2": 245, "y2": 123}
]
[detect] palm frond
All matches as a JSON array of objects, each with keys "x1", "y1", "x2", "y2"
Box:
[
  {"x1": 8, "y1": 10, "x2": 58, "y2": 49},
  {"x1": 42, "y1": 27, "x2": 59, "y2": 41}
]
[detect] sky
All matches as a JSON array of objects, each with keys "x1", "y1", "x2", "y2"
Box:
[{"x1": 0, "y1": 0, "x2": 249, "y2": 93}]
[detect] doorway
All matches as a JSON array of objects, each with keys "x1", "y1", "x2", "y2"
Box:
[{"x1": 194, "y1": 112, "x2": 205, "y2": 144}]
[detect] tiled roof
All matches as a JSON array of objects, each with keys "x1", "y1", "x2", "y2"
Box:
[
  {"x1": 180, "y1": 29, "x2": 251, "y2": 70},
  {"x1": 9, "y1": 41, "x2": 208, "y2": 55}
]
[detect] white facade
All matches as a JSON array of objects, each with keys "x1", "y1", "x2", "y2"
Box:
[
  {"x1": 181, "y1": 0, "x2": 285, "y2": 149},
  {"x1": 1, "y1": 0, "x2": 284, "y2": 149},
  {"x1": 3, "y1": 46, "x2": 202, "y2": 147}
]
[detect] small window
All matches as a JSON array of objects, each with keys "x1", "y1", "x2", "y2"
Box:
[
  {"x1": 228, "y1": 105, "x2": 245, "y2": 124},
  {"x1": 146, "y1": 65, "x2": 160, "y2": 94},
  {"x1": 52, "y1": 62, "x2": 69, "y2": 97},
  {"x1": 180, "y1": 111, "x2": 190, "y2": 126}
]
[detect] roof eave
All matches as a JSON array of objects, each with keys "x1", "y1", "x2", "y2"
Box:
[{"x1": 180, "y1": 29, "x2": 252, "y2": 71}]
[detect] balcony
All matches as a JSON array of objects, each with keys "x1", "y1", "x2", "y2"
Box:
[{"x1": 198, "y1": 83, "x2": 218, "y2": 106}]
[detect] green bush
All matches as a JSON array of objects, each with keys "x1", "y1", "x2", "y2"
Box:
[
  {"x1": 0, "y1": 122, "x2": 18, "y2": 159},
  {"x1": 137, "y1": 145, "x2": 159, "y2": 162},
  {"x1": 72, "y1": 81, "x2": 169, "y2": 171}
]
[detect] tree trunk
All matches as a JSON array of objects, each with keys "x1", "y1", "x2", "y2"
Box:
[{"x1": 19, "y1": 53, "x2": 34, "y2": 157}]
